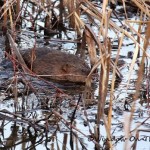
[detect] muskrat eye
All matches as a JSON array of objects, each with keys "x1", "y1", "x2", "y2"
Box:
[{"x1": 62, "y1": 64, "x2": 70, "y2": 72}]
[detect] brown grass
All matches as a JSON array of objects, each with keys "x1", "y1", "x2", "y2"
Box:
[{"x1": 0, "y1": 0, "x2": 149, "y2": 149}]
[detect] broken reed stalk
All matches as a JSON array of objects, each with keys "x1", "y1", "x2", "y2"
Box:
[
  {"x1": 134, "y1": 20, "x2": 150, "y2": 121},
  {"x1": 67, "y1": 0, "x2": 76, "y2": 29},
  {"x1": 1, "y1": 0, "x2": 12, "y2": 55},
  {"x1": 96, "y1": 0, "x2": 108, "y2": 122},
  {"x1": 132, "y1": 0, "x2": 150, "y2": 17},
  {"x1": 76, "y1": 27, "x2": 86, "y2": 57},
  {"x1": 3, "y1": 0, "x2": 7, "y2": 31},
  {"x1": 51, "y1": 136, "x2": 54, "y2": 150},
  {"x1": 8, "y1": 1, "x2": 13, "y2": 31},
  {"x1": 108, "y1": 33, "x2": 124, "y2": 131},
  {"x1": 59, "y1": 0, "x2": 64, "y2": 22},
  {"x1": 75, "y1": 132, "x2": 79, "y2": 150},
  {"x1": 96, "y1": 1, "x2": 113, "y2": 148},
  {"x1": 80, "y1": 0, "x2": 149, "y2": 58},
  {"x1": 136, "y1": 11, "x2": 143, "y2": 58},
  {"x1": 124, "y1": 21, "x2": 150, "y2": 149},
  {"x1": 85, "y1": 28, "x2": 97, "y2": 67},
  {"x1": 55, "y1": 136, "x2": 60, "y2": 150},
  {"x1": 6, "y1": 1, "x2": 21, "y2": 113},
  {"x1": 132, "y1": 129, "x2": 150, "y2": 149},
  {"x1": 62, "y1": 133, "x2": 68, "y2": 150},
  {"x1": 7, "y1": 33, "x2": 28, "y2": 71},
  {"x1": 98, "y1": 39, "x2": 111, "y2": 149},
  {"x1": 16, "y1": 0, "x2": 20, "y2": 15}
]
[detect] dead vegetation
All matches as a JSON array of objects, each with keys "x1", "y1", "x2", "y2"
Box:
[{"x1": 0, "y1": 0, "x2": 149, "y2": 149}]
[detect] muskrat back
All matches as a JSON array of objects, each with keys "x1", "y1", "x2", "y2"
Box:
[{"x1": 22, "y1": 47, "x2": 90, "y2": 83}]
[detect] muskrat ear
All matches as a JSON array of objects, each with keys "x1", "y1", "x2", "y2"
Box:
[{"x1": 62, "y1": 64, "x2": 70, "y2": 72}]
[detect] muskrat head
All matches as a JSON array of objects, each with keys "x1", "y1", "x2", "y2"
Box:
[{"x1": 61, "y1": 63, "x2": 90, "y2": 75}]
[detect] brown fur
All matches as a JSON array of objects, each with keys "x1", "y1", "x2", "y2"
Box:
[{"x1": 22, "y1": 47, "x2": 90, "y2": 83}]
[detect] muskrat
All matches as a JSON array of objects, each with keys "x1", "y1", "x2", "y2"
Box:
[{"x1": 22, "y1": 47, "x2": 91, "y2": 83}]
